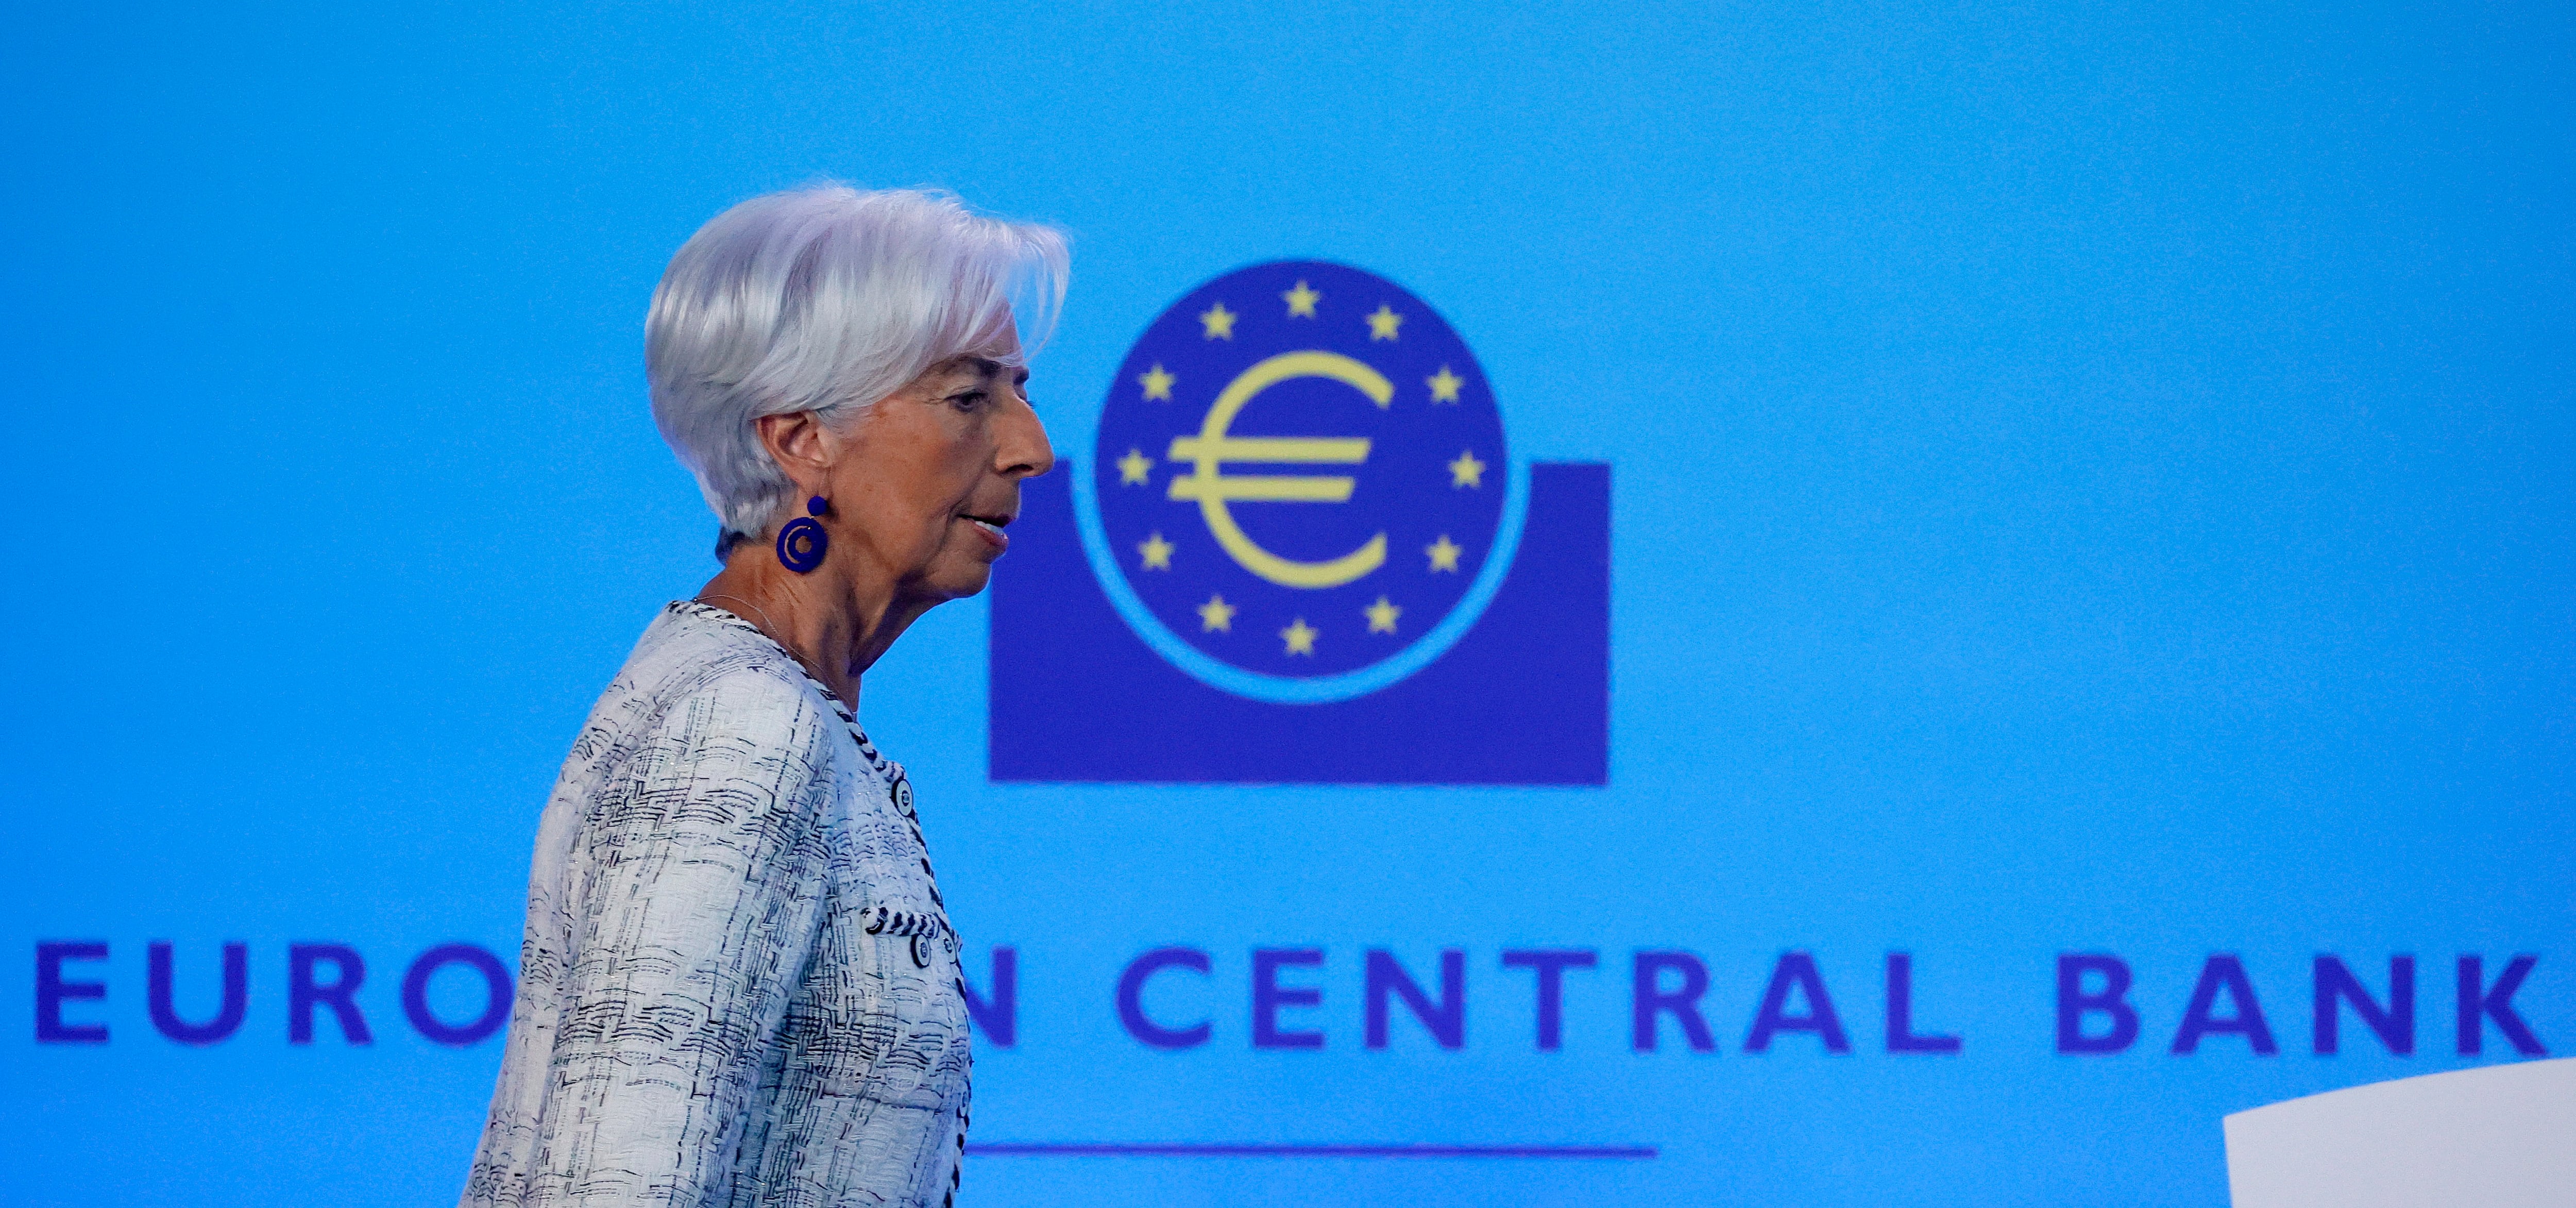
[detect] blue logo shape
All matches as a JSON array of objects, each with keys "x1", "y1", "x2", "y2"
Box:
[
  {"x1": 990, "y1": 258, "x2": 1608, "y2": 785},
  {"x1": 1080, "y1": 261, "x2": 1524, "y2": 702}
]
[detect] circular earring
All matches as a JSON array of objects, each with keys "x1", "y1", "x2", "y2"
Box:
[{"x1": 776, "y1": 496, "x2": 829, "y2": 574}]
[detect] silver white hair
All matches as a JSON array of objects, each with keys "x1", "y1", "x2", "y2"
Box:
[{"x1": 646, "y1": 185, "x2": 1069, "y2": 552}]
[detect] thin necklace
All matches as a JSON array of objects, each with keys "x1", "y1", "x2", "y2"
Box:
[{"x1": 695, "y1": 592, "x2": 844, "y2": 703}]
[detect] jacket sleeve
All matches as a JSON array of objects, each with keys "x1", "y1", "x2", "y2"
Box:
[{"x1": 517, "y1": 670, "x2": 839, "y2": 1206}]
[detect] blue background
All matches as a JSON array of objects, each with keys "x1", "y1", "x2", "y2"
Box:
[{"x1": 3, "y1": 2, "x2": 2569, "y2": 1205}]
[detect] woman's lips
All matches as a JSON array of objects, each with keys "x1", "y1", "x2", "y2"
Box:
[{"x1": 964, "y1": 516, "x2": 1009, "y2": 551}]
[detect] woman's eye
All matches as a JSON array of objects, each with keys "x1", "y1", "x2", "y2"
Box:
[{"x1": 949, "y1": 391, "x2": 986, "y2": 412}]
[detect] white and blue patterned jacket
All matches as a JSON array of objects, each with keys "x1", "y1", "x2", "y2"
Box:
[{"x1": 462, "y1": 601, "x2": 971, "y2": 1208}]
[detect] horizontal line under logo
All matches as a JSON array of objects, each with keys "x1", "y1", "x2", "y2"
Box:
[{"x1": 965, "y1": 1143, "x2": 1658, "y2": 1159}]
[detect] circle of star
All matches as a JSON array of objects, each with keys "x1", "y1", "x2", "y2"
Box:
[
  {"x1": 1365, "y1": 304, "x2": 1404, "y2": 341},
  {"x1": 1197, "y1": 594, "x2": 1236, "y2": 632},
  {"x1": 1426, "y1": 535, "x2": 1463, "y2": 573},
  {"x1": 1104, "y1": 265, "x2": 1510, "y2": 678},
  {"x1": 1280, "y1": 617, "x2": 1318, "y2": 656},
  {"x1": 1364, "y1": 596, "x2": 1402, "y2": 634},
  {"x1": 1199, "y1": 303, "x2": 1238, "y2": 340}
]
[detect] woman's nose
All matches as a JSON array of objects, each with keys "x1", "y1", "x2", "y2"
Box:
[{"x1": 999, "y1": 402, "x2": 1055, "y2": 479}]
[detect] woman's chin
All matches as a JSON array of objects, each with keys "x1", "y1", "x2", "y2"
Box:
[{"x1": 922, "y1": 560, "x2": 997, "y2": 601}]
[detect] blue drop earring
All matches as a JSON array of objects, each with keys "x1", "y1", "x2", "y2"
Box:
[{"x1": 776, "y1": 496, "x2": 829, "y2": 573}]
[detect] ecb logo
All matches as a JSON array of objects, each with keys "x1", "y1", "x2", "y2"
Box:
[
  {"x1": 991, "y1": 261, "x2": 1607, "y2": 784},
  {"x1": 1093, "y1": 264, "x2": 1511, "y2": 697}
]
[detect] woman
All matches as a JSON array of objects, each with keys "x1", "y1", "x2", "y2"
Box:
[{"x1": 460, "y1": 186, "x2": 1064, "y2": 1208}]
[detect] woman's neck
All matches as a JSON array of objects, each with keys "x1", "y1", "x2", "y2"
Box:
[{"x1": 696, "y1": 543, "x2": 933, "y2": 710}]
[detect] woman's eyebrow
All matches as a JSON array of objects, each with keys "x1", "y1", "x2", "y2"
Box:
[{"x1": 929, "y1": 358, "x2": 1004, "y2": 394}]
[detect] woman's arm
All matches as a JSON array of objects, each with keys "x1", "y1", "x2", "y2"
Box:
[{"x1": 518, "y1": 670, "x2": 839, "y2": 1207}]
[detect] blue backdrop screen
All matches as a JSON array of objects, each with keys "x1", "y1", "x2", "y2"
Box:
[{"x1": 4, "y1": 3, "x2": 2570, "y2": 1205}]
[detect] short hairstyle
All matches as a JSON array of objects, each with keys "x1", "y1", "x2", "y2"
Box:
[{"x1": 646, "y1": 185, "x2": 1069, "y2": 552}]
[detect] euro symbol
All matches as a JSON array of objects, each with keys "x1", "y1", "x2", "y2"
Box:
[{"x1": 1166, "y1": 351, "x2": 1389, "y2": 589}]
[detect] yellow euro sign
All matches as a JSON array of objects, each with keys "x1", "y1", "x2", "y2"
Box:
[{"x1": 1166, "y1": 351, "x2": 1389, "y2": 589}]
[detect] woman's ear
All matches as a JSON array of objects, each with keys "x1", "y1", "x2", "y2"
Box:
[{"x1": 755, "y1": 411, "x2": 834, "y2": 493}]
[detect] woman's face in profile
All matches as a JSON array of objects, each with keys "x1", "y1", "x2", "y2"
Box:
[{"x1": 832, "y1": 340, "x2": 1054, "y2": 602}]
